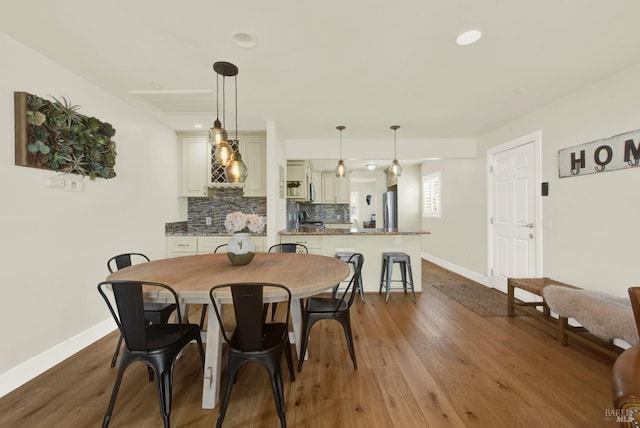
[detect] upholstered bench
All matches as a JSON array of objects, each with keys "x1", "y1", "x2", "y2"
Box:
[
  {"x1": 507, "y1": 277, "x2": 630, "y2": 358},
  {"x1": 508, "y1": 277, "x2": 578, "y2": 342},
  {"x1": 544, "y1": 285, "x2": 637, "y2": 357}
]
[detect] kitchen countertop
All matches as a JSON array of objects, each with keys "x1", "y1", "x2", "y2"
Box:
[
  {"x1": 165, "y1": 232, "x2": 267, "y2": 236},
  {"x1": 279, "y1": 227, "x2": 428, "y2": 235}
]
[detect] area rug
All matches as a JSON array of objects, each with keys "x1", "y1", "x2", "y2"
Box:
[{"x1": 432, "y1": 283, "x2": 515, "y2": 317}]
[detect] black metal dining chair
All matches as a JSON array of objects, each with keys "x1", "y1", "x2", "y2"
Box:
[
  {"x1": 98, "y1": 280, "x2": 205, "y2": 428},
  {"x1": 106, "y1": 253, "x2": 176, "y2": 368},
  {"x1": 266, "y1": 244, "x2": 308, "y2": 320},
  {"x1": 297, "y1": 252, "x2": 364, "y2": 372},
  {"x1": 209, "y1": 282, "x2": 295, "y2": 428}
]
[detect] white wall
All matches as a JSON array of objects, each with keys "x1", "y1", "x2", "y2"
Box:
[
  {"x1": 350, "y1": 180, "x2": 376, "y2": 225},
  {"x1": 0, "y1": 33, "x2": 180, "y2": 393},
  {"x1": 285, "y1": 137, "x2": 476, "y2": 162},
  {"x1": 423, "y1": 61, "x2": 640, "y2": 296},
  {"x1": 421, "y1": 158, "x2": 487, "y2": 272},
  {"x1": 397, "y1": 164, "x2": 422, "y2": 230},
  {"x1": 266, "y1": 120, "x2": 287, "y2": 248}
]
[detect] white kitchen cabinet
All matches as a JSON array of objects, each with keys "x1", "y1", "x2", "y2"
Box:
[
  {"x1": 197, "y1": 236, "x2": 230, "y2": 254},
  {"x1": 310, "y1": 170, "x2": 322, "y2": 204},
  {"x1": 280, "y1": 235, "x2": 322, "y2": 254},
  {"x1": 385, "y1": 167, "x2": 398, "y2": 188},
  {"x1": 167, "y1": 236, "x2": 198, "y2": 257},
  {"x1": 178, "y1": 135, "x2": 209, "y2": 197},
  {"x1": 199, "y1": 235, "x2": 265, "y2": 253},
  {"x1": 287, "y1": 160, "x2": 311, "y2": 200},
  {"x1": 177, "y1": 132, "x2": 266, "y2": 197},
  {"x1": 239, "y1": 135, "x2": 266, "y2": 197},
  {"x1": 321, "y1": 173, "x2": 350, "y2": 203},
  {"x1": 169, "y1": 235, "x2": 265, "y2": 257}
]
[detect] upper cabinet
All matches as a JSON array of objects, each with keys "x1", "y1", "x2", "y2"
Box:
[
  {"x1": 321, "y1": 173, "x2": 350, "y2": 204},
  {"x1": 287, "y1": 160, "x2": 311, "y2": 201},
  {"x1": 310, "y1": 170, "x2": 322, "y2": 204},
  {"x1": 239, "y1": 135, "x2": 266, "y2": 197},
  {"x1": 384, "y1": 167, "x2": 398, "y2": 189},
  {"x1": 177, "y1": 132, "x2": 266, "y2": 197},
  {"x1": 178, "y1": 135, "x2": 209, "y2": 197}
]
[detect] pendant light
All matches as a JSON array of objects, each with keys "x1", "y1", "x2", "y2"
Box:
[
  {"x1": 335, "y1": 125, "x2": 348, "y2": 177},
  {"x1": 208, "y1": 67, "x2": 228, "y2": 146},
  {"x1": 225, "y1": 71, "x2": 248, "y2": 183},
  {"x1": 389, "y1": 125, "x2": 403, "y2": 177},
  {"x1": 211, "y1": 62, "x2": 238, "y2": 166}
]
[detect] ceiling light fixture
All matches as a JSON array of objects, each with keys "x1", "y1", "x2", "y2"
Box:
[
  {"x1": 389, "y1": 125, "x2": 403, "y2": 177},
  {"x1": 335, "y1": 125, "x2": 348, "y2": 178},
  {"x1": 225, "y1": 69, "x2": 248, "y2": 183},
  {"x1": 366, "y1": 163, "x2": 377, "y2": 171},
  {"x1": 211, "y1": 61, "x2": 238, "y2": 166},
  {"x1": 232, "y1": 32, "x2": 258, "y2": 49},
  {"x1": 456, "y1": 30, "x2": 482, "y2": 46}
]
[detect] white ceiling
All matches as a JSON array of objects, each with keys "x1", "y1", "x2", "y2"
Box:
[{"x1": 2, "y1": 0, "x2": 640, "y2": 143}]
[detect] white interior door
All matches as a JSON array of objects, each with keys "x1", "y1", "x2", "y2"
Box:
[{"x1": 488, "y1": 132, "x2": 541, "y2": 291}]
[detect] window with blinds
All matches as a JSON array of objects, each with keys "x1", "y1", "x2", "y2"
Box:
[{"x1": 422, "y1": 172, "x2": 441, "y2": 217}]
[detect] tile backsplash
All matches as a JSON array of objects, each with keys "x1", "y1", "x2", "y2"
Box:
[
  {"x1": 288, "y1": 200, "x2": 350, "y2": 225},
  {"x1": 188, "y1": 188, "x2": 266, "y2": 234}
]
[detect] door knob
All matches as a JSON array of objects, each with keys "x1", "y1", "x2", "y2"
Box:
[{"x1": 520, "y1": 223, "x2": 534, "y2": 228}]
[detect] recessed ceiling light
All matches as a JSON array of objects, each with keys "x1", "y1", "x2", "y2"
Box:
[
  {"x1": 194, "y1": 124, "x2": 203, "y2": 129},
  {"x1": 366, "y1": 163, "x2": 377, "y2": 171},
  {"x1": 232, "y1": 32, "x2": 258, "y2": 49},
  {"x1": 456, "y1": 30, "x2": 482, "y2": 46}
]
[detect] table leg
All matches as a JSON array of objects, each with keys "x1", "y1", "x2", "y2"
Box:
[
  {"x1": 201, "y1": 301, "x2": 222, "y2": 409},
  {"x1": 290, "y1": 297, "x2": 306, "y2": 360}
]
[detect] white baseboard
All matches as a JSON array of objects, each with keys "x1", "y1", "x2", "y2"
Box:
[
  {"x1": 0, "y1": 318, "x2": 115, "y2": 398},
  {"x1": 421, "y1": 252, "x2": 492, "y2": 288}
]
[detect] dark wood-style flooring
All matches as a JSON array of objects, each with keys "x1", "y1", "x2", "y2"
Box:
[{"x1": 0, "y1": 260, "x2": 616, "y2": 427}]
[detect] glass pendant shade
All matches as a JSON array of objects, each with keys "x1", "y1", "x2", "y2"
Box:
[
  {"x1": 209, "y1": 119, "x2": 228, "y2": 145},
  {"x1": 335, "y1": 125, "x2": 347, "y2": 177},
  {"x1": 335, "y1": 159, "x2": 348, "y2": 177},
  {"x1": 225, "y1": 152, "x2": 248, "y2": 183},
  {"x1": 389, "y1": 125, "x2": 402, "y2": 177},
  {"x1": 214, "y1": 141, "x2": 232, "y2": 166},
  {"x1": 389, "y1": 159, "x2": 403, "y2": 177}
]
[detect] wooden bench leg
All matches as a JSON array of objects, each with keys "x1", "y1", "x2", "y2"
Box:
[
  {"x1": 542, "y1": 301, "x2": 550, "y2": 317},
  {"x1": 507, "y1": 283, "x2": 515, "y2": 317},
  {"x1": 558, "y1": 316, "x2": 569, "y2": 345}
]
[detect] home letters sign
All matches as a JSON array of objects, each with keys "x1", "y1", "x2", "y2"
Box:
[{"x1": 558, "y1": 128, "x2": 640, "y2": 178}]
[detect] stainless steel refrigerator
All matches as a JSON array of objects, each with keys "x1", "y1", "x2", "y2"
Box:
[{"x1": 382, "y1": 191, "x2": 398, "y2": 231}]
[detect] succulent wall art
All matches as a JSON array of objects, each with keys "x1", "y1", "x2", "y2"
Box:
[{"x1": 14, "y1": 92, "x2": 117, "y2": 179}]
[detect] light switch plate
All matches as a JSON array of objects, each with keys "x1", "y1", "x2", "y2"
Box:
[{"x1": 47, "y1": 177, "x2": 66, "y2": 188}]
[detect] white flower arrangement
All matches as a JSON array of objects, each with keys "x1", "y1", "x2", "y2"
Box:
[{"x1": 224, "y1": 211, "x2": 265, "y2": 234}]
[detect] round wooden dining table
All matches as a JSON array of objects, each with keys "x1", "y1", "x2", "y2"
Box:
[{"x1": 106, "y1": 252, "x2": 349, "y2": 409}]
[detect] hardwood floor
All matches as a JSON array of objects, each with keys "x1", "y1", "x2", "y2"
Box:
[{"x1": 0, "y1": 260, "x2": 616, "y2": 427}]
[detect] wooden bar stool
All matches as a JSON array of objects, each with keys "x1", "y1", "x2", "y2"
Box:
[
  {"x1": 379, "y1": 252, "x2": 416, "y2": 303},
  {"x1": 335, "y1": 248, "x2": 365, "y2": 302}
]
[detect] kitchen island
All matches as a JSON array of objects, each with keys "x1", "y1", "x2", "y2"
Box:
[{"x1": 279, "y1": 228, "x2": 428, "y2": 294}]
